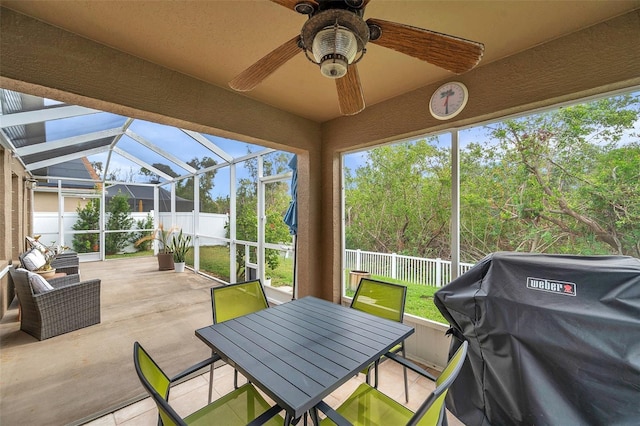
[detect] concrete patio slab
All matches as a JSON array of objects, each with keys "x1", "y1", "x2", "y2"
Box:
[{"x1": 0, "y1": 257, "x2": 218, "y2": 425}]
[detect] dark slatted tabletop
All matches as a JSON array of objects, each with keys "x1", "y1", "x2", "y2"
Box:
[{"x1": 195, "y1": 296, "x2": 414, "y2": 420}]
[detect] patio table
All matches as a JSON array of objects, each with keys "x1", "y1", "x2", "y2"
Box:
[{"x1": 195, "y1": 296, "x2": 414, "y2": 424}]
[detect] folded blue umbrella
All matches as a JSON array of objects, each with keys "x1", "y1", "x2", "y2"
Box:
[{"x1": 283, "y1": 155, "x2": 297, "y2": 236}]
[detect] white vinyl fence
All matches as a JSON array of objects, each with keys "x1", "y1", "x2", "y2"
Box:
[
  {"x1": 33, "y1": 211, "x2": 228, "y2": 254},
  {"x1": 345, "y1": 249, "x2": 475, "y2": 287}
]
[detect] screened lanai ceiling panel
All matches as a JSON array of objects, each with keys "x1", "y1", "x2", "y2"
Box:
[
  {"x1": 44, "y1": 112, "x2": 127, "y2": 141},
  {"x1": 127, "y1": 121, "x2": 228, "y2": 170},
  {"x1": 21, "y1": 137, "x2": 115, "y2": 170},
  {"x1": 1, "y1": 89, "x2": 282, "y2": 184},
  {"x1": 116, "y1": 136, "x2": 193, "y2": 178}
]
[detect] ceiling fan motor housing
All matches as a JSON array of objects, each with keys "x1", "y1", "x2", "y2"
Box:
[{"x1": 301, "y1": 9, "x2": 370, "y2": 78}]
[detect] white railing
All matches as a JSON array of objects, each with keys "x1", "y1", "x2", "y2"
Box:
[{"x1": 345, "y1": 249, "x2": 475, "y2": 287}]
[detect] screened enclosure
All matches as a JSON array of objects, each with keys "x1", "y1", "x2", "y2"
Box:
[{"x1": 1, "y1": 89, "x2": 297, "y2": 291}]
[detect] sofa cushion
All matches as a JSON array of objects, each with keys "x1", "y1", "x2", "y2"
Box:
[{"x1": 22, "y1": 248, "x2": 46, "y2": 271}]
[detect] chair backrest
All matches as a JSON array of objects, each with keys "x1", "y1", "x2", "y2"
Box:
[
  {"x1": 409, "y1": 341, "x2": 469, "y2": 426},
  {"x1": 211, "y1": 279, "x2": 269, "y2": 324},
  {"x1": 8, "y1": 267, "x2": 37, "y2": 319},
  {"x1": 350, "y1": 278, "x2": 407, "y2": 322},
  {"x1": 133, "y1": 342, "x2": 186, "y2": 426}
]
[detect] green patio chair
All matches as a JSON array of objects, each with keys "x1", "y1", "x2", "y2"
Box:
[
  {"x1": 316, "y1": 341, "x2": 469, "y2": 426},
  {"x1": 209, "y1": 279, "x2": 270, "y2": 402},
  {"x1": 133, "y1": 342, "x2": 284, "y2": 426},
  {"x1": 350, "y1": 278, "x2": 409, "y2": 402}
]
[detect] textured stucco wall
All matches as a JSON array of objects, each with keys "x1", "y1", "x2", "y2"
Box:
[{"x1": 0, "y1": 147, "x2": 32, "y2": 318}]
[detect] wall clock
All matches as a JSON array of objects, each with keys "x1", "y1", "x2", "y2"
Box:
[{"x1": 429, "y1": 81, "x2": 469, "y2": 120}]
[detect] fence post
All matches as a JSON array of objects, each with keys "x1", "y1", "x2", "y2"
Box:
[
  {"x1": 436, "y1": 258, "x2": 442, "y2": 287},
  {"x1": 391, "y1": 253, "x2": 397, "y2": 279},
  {"x1": 356, "y1": 249, "x2": 361, "y2": 271}
]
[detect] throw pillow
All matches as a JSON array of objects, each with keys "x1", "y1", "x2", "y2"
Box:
[
  {"x1": 22, "y1": 248, "x2": 46, "y2": 271},
  {"x1": 28, "y1": 271, "x2": 54, "y2": 294},
  {"x1": 16, "y1": 268, "x2": 54, "y2": 294}
]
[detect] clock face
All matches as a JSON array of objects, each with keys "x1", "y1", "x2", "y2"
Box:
[{"x1": 429, "y1": 82, "x2": 469, "y2": 120}]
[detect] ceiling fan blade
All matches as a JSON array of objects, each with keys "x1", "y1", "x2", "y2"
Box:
[
  {"x1": 366, "y1": 18, "x2": 484, "y2": 74},
  {"x1": 336, "y1": 65, "x2": 365, "y2": 116},
  {"x1": 229, "y1": 35, "x2": 302, "y2": 91},
  {"x1": 269, "y1": 0, "x2": 318, "y2": 12}
]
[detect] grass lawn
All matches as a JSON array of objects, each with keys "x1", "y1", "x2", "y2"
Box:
[
  {"x1": 187, "y1": 246, "x2": 296, "y2": 286},
  {"x1": 106, "y1": 250, "x2": 153, "y2": 259},
  {"x1": 186, "y1": 246, "x2": 231, "y2": 282}
]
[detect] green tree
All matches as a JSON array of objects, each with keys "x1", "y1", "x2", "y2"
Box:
[
  {"x1": 346, "y1": 93, "x2": 639, "y2": 262},
  {"x1": 72, "y1": 198, "x2": 100, "y2": 253},
  {"x1": 484, "y1": 94, "x2": 640, "y2": 256},
  {"x1": 175, "y1": 157, "x2": 219, "y2": 212},
  {"x1": 345, "y1": 139, "x2": 451, "y2": 258},
  {"x1": 132, "y1": 213, "x2": 154, "y2": 251},
  {"x1": 231, "y1": 152, "x2": 292, "y2": 277},
  {"x1": 140, "y1": 163, "x2": 179, "y2": 183},
  {"x1": 105, "y1": 192, "x2": 135, "y2": 255}
]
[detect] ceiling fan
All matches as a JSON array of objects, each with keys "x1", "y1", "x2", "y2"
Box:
[{"x1": 229, "y1": 0, "x2": 485, "y2": 116}]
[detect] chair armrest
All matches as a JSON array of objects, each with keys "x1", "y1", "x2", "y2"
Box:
[
  {"x1": 246, "y1": 404, "x2": 284, "y2": 426},
  {"x1": 34, "y1": 279, "x2": 100, "y2": 305},
  {"x1": 33, "y1": 279, "x2": 101, "y2": 326},
  {"x1": 51, "y1": 254, "x2": 80, "y2": 275},
  {"x1": 55, "y1": 266, "x2": 80, "y2": 275},
  {"x1": 48, "y1": 274, "x2": 81, "y2": 288},
  {"x1": 385, "y1": 352, "x2": 437, "y2": 382},
  {"x1": 170, "y1": 354, "x2": 221, "y2": 382},
  {"x1": 315, "y1": 400, "x2": 352, "y2": 426}
]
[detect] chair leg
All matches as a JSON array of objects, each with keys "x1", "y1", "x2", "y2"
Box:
[
  {"x1": 208, "y1": 350, "x2": 215, "y2": 403},
  {"x1": 310, "y1": 409, "x2": 319, "y2": 425},
  {"x1": 402, "y1": 345, "x2": 409, "y2": 403},
  {"x1": 374, "y1": 359, "x2": 379, "y2": 388}
]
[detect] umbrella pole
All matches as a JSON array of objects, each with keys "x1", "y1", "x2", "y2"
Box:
[{"x1": 291, "y1": 235, "x2": 297, "y2": 300}]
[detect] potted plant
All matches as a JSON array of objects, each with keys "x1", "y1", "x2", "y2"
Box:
[
  {"x1": 135, "y1": 223, "x2": 176, "y2": 270},
  {"x1": 169, "y1": 229, "x2": 192, "y2": 273},
  {"x1": 30, "y1": 236, "x2": 68, "y2": 278}
]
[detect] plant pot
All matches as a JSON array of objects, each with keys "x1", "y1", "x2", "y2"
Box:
[
  {"x1": 264, "y1": 278, "x2": 272, "y2": 286},
  {"x1": 157, "y1": 253, "x2": 175, "y2": 271},
  {"x1": 349, "y1": 270, "x2": 370, "y2": 291},
  {"x1": 174, "y1": 262, "x2": 186, "y2": 273},
  {"x1": 37, "y1": 268, "x2": 56, "y2": 279}
]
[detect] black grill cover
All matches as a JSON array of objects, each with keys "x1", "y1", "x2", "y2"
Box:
[{"x1": 434, "y1": 252, "x2": 640, "y2": 426}]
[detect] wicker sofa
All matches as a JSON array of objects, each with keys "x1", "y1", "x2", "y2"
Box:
[{"x1": 8, "y1": 267, "x2": 101, "y2": 340}]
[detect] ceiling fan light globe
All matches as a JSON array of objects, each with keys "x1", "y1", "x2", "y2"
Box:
[
  {"x1": 319, "y1": 57, "x2": 348, "y2": 78},
  {"x1": 312, "y1": 26, "x2": 358, "y2": 65}
]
